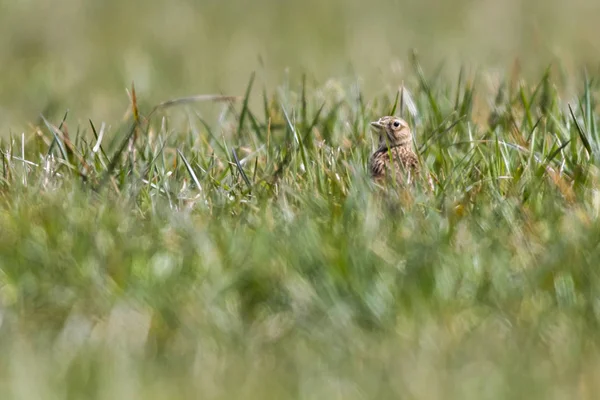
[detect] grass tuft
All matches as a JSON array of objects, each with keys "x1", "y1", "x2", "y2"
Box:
[{"x1": 2, "y1": 66, "x2": 600, "y2": 399}]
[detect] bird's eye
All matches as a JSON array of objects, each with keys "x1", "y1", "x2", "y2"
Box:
[{"x1": 393, "y1": 121, "x2": 401, "y2": 128}]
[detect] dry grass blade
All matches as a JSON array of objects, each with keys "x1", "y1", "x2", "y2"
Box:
[
  {"x1": 131, "y1": 82, "x2": 140, "y2": 125},
  {"x1": 128, "y1": 82, "x2": 142, "y2": 155},
  {"x1": 40, "y1": 115, "x2": 94, "y2": 179},
  {"x1": 91, "y1": 121, "x2": 106, "y2": 153},
  {"x1": 148, "y1": 94, "x2": 242, "y2": 118}
]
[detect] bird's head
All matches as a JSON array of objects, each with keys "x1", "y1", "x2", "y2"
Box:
[{"x1": 370, "y1": 116, "x2": 412, "y2": 148}]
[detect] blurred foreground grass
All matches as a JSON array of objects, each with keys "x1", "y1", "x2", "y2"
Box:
[
  {"x1": 1, "y1": 57, "x2": 600, "y2": 398},
  {"x1": 4, "y1": 0, "x2": 600, "y2": 399}
]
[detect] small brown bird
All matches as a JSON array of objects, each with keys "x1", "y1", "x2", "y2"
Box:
[{"x1": 369, "y1": 116, "x2": 419, "y2": 185}]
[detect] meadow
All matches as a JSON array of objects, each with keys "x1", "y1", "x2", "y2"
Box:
[{"x1": 2, "y1": 0, "x2": 600, "y2": 399}]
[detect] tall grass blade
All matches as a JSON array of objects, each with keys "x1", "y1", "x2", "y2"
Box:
[
  {"x1": 232, "y1": 148, "x2": 252, "y2": 191},
  {"x1": 177, "y1": 149, "x2": 202, "y2": 192},
  {"x1": 568, "y1": 103, "x2": 593, "y2": 157}
]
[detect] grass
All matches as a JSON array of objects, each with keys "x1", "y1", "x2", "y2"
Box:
[{"x1": 2, "y1": 55, "x2": 600, "y2": 399}]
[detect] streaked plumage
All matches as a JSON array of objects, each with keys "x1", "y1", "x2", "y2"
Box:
[{"x1": 369, "y1": 116, "x2": 419, "y2": 185}]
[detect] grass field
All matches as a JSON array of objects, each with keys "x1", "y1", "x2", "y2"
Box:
[{"x1": 3, "y1": 1, "x2": 600, "y2": 399}]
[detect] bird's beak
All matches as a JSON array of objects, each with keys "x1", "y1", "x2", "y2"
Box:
[{"x1": 370, "y1": 120, "x2": 384, "y2": 130}]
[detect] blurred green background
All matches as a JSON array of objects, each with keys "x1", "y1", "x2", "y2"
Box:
[{"x1": 1, "y1": 0, "x2": 599, "y2": 131}]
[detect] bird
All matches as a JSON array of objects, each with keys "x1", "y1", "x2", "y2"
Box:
[{"x1": 369, "y1": 116, "x2": 420, "y2": 185}]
